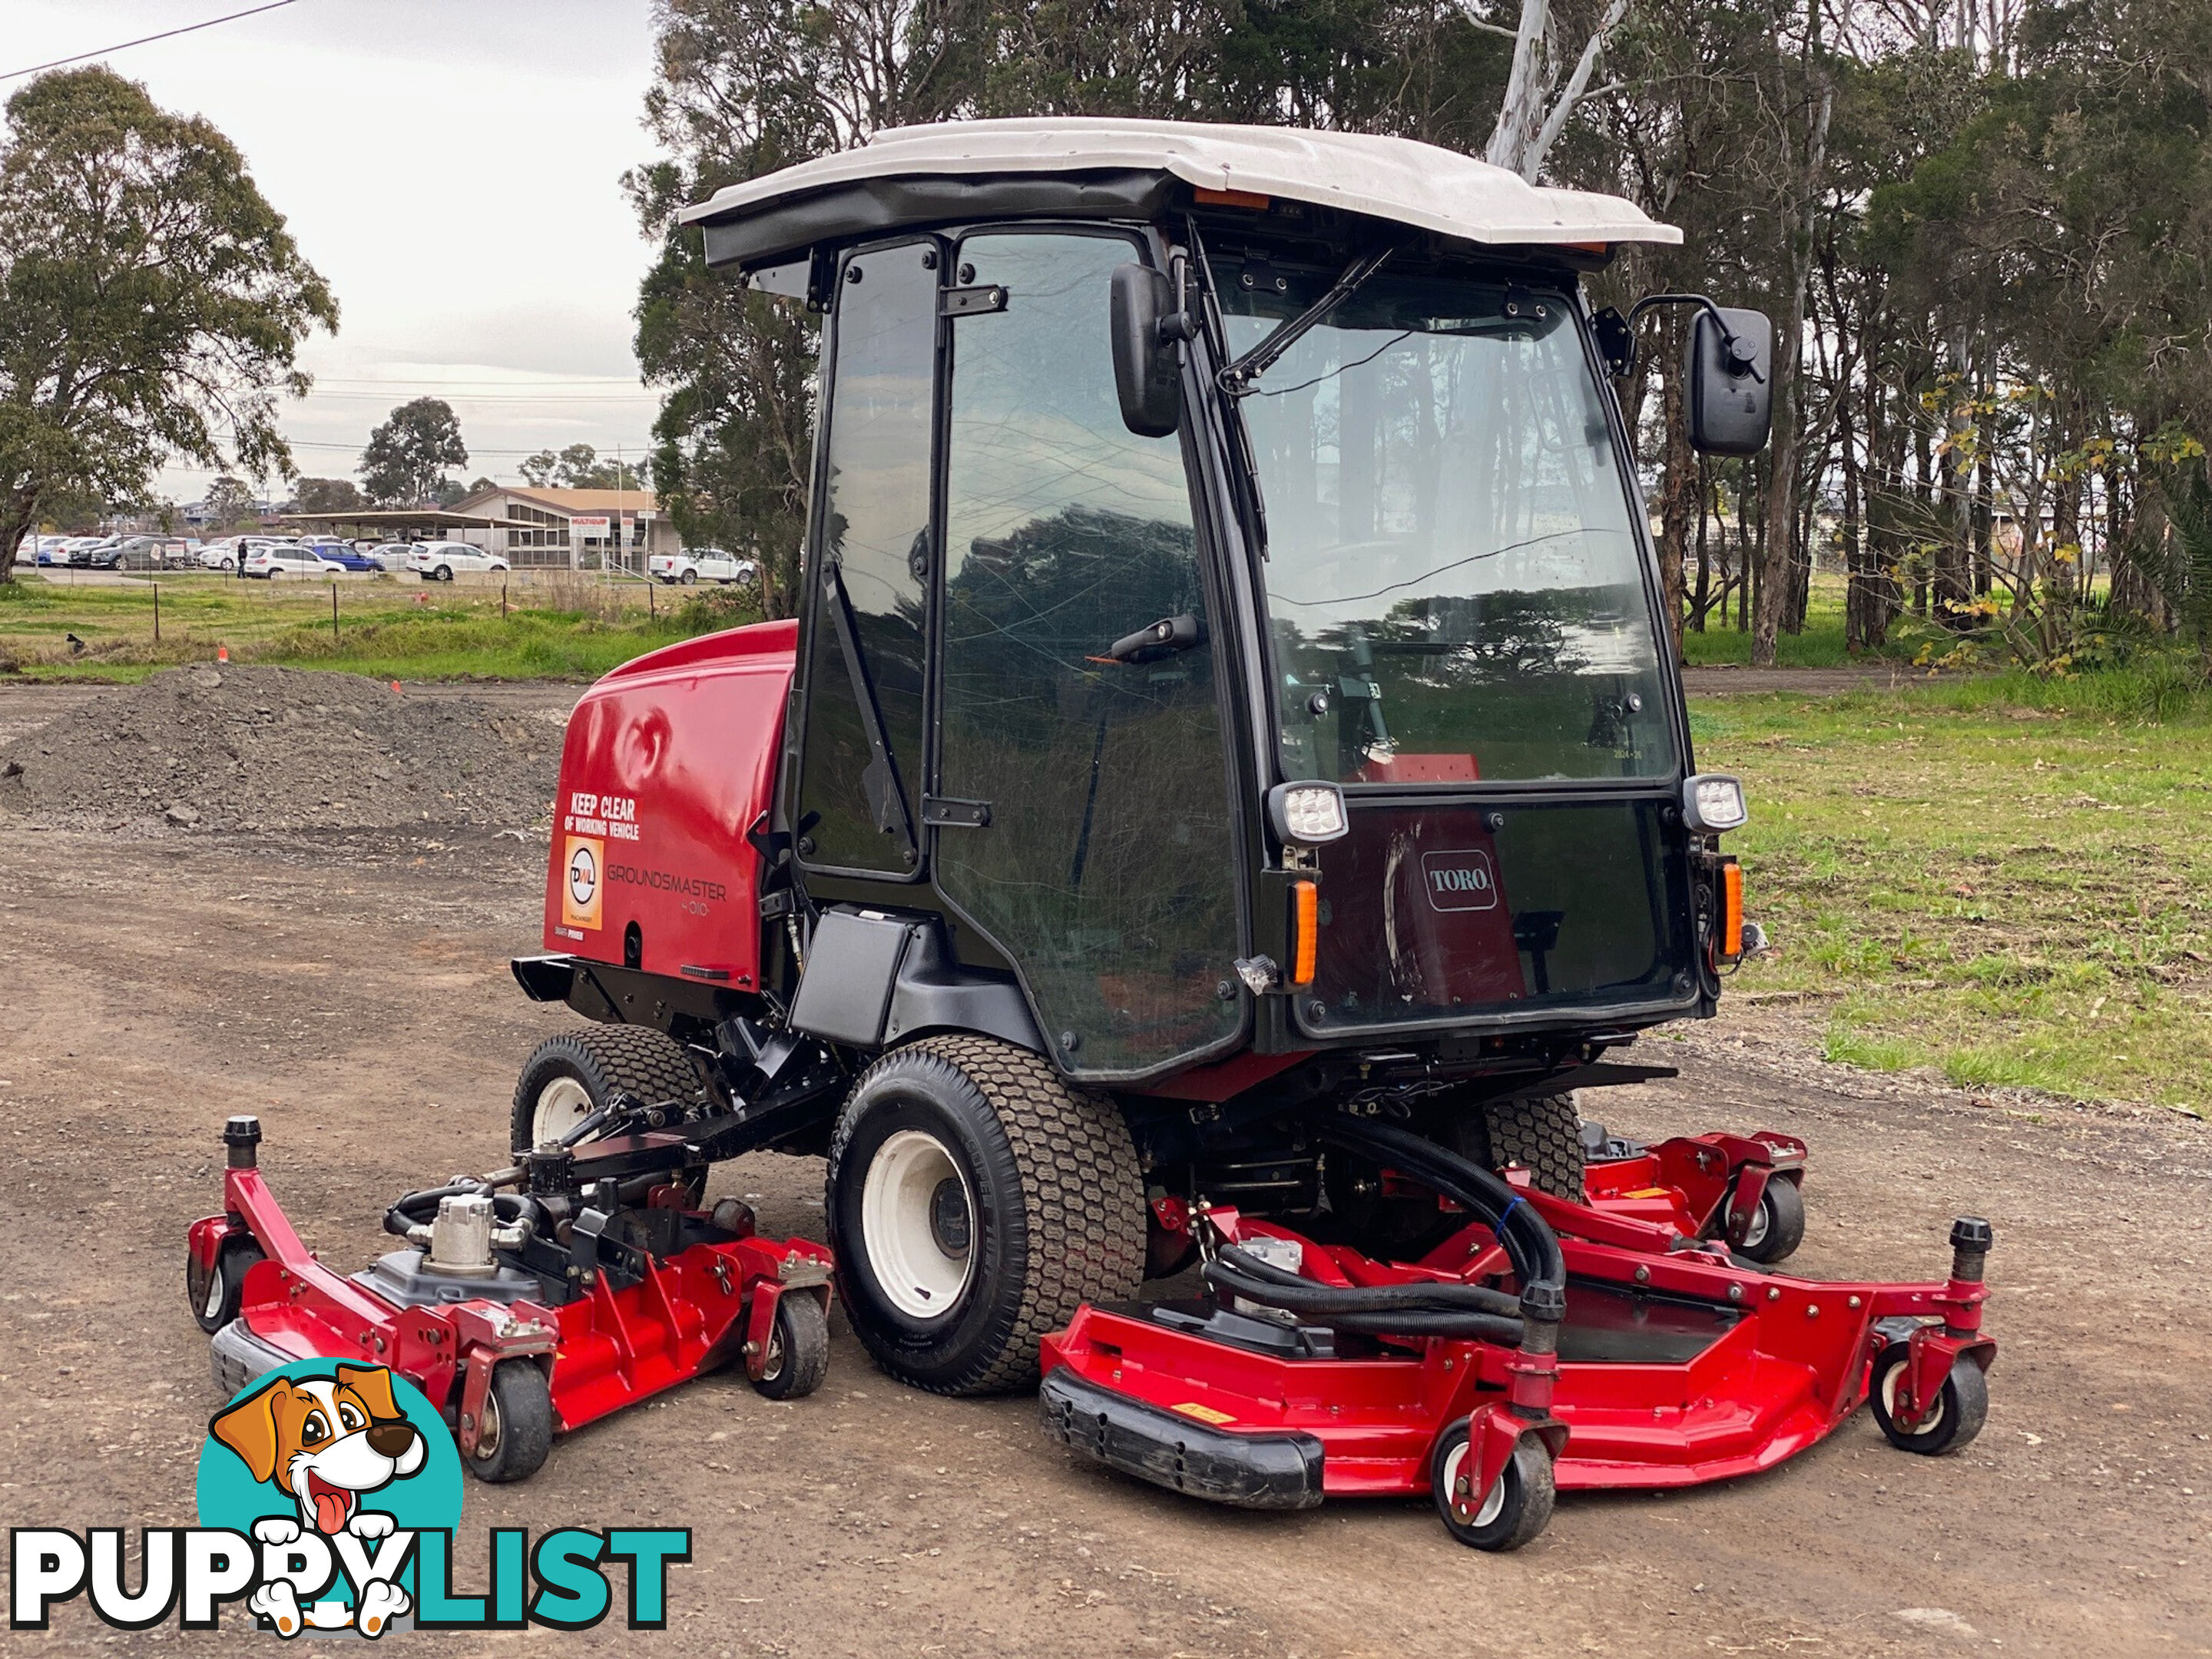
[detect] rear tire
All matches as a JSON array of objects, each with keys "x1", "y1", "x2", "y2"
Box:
[
  {"x1": 511, "y1": 1026, "x2": 708, "y2": 1154},
  {"x1": 435, "y1": 564, "x2": 452, "y2": 581},
  {"x1": 679, "y1": 569, "x2": 698, "y2": 585},
  {"x1": 827, "y1": 1035, "x2": 1144, "y2": 1396}
]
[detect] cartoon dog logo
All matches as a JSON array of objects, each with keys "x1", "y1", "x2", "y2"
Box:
[{"x1": 210, "y1": 1364, "x2": 426, "y2": 1637}]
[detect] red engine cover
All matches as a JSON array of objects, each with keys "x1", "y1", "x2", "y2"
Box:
[{"x1": 543, "y1": 620, "x2": 796, "y2": 990}]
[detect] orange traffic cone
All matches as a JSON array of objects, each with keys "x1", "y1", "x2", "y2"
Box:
[{"x1": 217, "y1": 645, "x2": 229, "y2": 663}]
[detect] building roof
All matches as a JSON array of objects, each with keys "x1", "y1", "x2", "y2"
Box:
[
  {"x1": 680, "y1": 118, "x2": 1680, "y2": 269},
  {"x1": 271, "y1": 508, "x2": 535, "y2": 531},
  {"x1": 455, "y1": 485, "x2": 661, "y2": 515}
]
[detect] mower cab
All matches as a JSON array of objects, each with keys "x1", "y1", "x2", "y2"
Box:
[{"x1": 510, "y1": 119, "x2": 1791, "y2": 1397}]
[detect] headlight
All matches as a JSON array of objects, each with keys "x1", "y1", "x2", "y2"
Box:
[
  {"x1": 1267, "y1": 781, "x2": 1349, "y2": 846},
  {"x1": 1682, "y1": 773, "x2": 1748, "y2": 833}
]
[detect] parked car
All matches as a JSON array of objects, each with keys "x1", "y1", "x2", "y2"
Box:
[
  {"x1": 367, "y1": 542, "x2": 419, "y2": 572},
  {"x1": 303, "y1": 541, "x2": 381, "y2": 572},
  {"x1": 197, "y1": 535, "x2": 274, "y2": 572},
  {"x1": 244, "y1": 542, "x2": 346, "y2": 578},
  {"x1": 114, "y1": 536, "x2": 177, "y2": 570},
  {"x1": 31, "y1": 536, "x2": 71, "y2": 566},
  {"x1": 650, "y1": 547, "x2": 758, "y2": 585},
  {"x1": 408, "y1": 541, "x2": 509, "y2": 581}
]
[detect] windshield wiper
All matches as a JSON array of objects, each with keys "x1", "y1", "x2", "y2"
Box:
[{"x1": 1217, "y1": 247, "x2": 1394, "y2": 396}]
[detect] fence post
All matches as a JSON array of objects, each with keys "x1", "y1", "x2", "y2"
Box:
[
  {"x1": 153, "y1": 581, "x2": 161, "y2": 643},
  {"x1": 332, "y1": 580, "x2": 339, "y2": 642}
]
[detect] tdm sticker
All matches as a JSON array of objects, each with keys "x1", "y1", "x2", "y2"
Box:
[{"x1": 561, "y1": 835, "x2": 604, "y2": 932}]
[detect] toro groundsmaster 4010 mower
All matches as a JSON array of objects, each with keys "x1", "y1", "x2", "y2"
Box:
[{"x1": 193, "y1": 120, "x2": 1994, "y2": 1535}]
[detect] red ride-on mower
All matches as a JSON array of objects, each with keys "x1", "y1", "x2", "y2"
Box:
[
  {"x1": 186, "y1": 1113, "x2": 833, "y2": 1482},
  {"x1": 1041, "y1": 1115, "x2": 1995, "y2": 1550}
]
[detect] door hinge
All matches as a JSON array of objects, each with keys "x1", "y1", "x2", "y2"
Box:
[{"x1": 921, "y1": 796, "x2": 992, "y2": 829}]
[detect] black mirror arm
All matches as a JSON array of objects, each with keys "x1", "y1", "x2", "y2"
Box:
[
  {"x1": 1217, "y1": 247, "x2": 1395, "y2": 396},
  {"x1": 1609, "y1": 293, "x2": 1767, "y2": 383}
]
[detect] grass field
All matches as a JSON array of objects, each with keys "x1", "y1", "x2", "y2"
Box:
[
  {"x1": 0, "y1": 569, "x2": 753, "y2": 681},
  {"x1": 1699, "y1": 668, "x2": 2212, "y2": 1117}
]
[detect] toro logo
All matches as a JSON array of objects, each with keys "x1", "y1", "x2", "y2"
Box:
[
  {"x1": 1420, "y1": 848, "x2": 1500, "y2": 912},
  {"x1": 561, "y1": 836, "x2": 603, "y2": 932}
]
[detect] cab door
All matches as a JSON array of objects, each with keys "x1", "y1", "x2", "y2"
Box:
[{"x1": 931, "y1": 230, "x2": 1243, "y2": 1078}]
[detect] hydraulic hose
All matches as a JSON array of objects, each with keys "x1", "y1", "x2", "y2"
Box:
[
  {"x1": 1212, "y1": 1243, "x2": 1524, "y2": 1315},
  {"x1": 1202, "y1": 1252, "x2": 1525, "y2": 1345},
  {"x1": 1310, "y1": 1113, "x2": 1568, "y2": 1323}
]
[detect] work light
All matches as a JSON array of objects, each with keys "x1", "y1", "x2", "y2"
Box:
[
  {"x1": 1682, "y1": 773, "x2": 1749, "y2": 833},
  {"x1": 1267, "y1": 782, "x2": 1349, "y2": 846}
]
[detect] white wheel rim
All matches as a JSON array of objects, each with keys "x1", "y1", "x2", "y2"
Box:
[
  {"x1": 531, "y1": 1075, "x2": 595, "y2": 1147},
  {"x1": 1740, "y1": 1193, "x2": 1772, "y2": 1251},
  {"x1": 204, "y1": 1260, "x2": 227, "y2": 1320},
  {"x1": 860, "y1": 1129, "x2": 975, "y2": 1321},
  {"x1": 1440, "y1": 1439, "x2": 1508, "y2": 1528},
  {"x1": 1881, "y1": 1355, "x2": 1945, "y2": 1436}
]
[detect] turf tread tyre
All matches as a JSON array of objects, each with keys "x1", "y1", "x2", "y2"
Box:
[
  {"x1": 1462, "y1": 1093, "x2": 1585, "y2": 1201},
  {"x1": 511, "y1": 1025, "x2": 707, "y2": 1154},
  {"x1": 1737, "y1": 1175, "x2": 1806, "y2": 1263},
  {"x1": 827, "y1": 1035, "x2": 1144, "y2": 1396}
]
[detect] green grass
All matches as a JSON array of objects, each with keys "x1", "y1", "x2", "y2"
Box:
[
  {"x1": 0, "y1": 571, "x2": 755, "y2": 682},
  {"x1": 1676, "y1": 576, "x2": 1955, "y2": 668},
  {"x1": 1700, "y1": 678, "x2": 2212, "y2": 1116}
]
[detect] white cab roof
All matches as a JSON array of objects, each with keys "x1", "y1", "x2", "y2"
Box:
[{"x1": 681, "y1": 118, "x2": 1679, "y2": 250}]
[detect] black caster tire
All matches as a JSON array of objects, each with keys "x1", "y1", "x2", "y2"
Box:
[
  {"x1": 512, "y1": 1026, "x2": 707, "y2": 1154},
  {"x1": 1870, "y1": 1346, "x2": 1988, "y2": 1455},
  {"x1": 751, "y1": 1295, "x2": 830, "y2": 1400},
  {"x1": 188, "y1": 1237, "x2": 265, "y2": 1335},
  {"x1": 467, "y1": 1361, "x2": 553, "y2": 1483},
  {"x1": 1735, "y1": 1177, "x2": 1806, "y2": 1264},
  {"x1": 826, "y1": 1035, "x2": 1144, "y2": 1396},
  {"x1": 1432, "y1": 1422, "x2": 1555, "y2": 1551}
]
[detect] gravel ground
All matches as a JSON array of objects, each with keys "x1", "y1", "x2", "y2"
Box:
[
  {"x1": 0, "y1": 666, "x2": 564, "y2": 834},
  {"x1": 0, "y1": 681, "x2": 2204, "y2": 1658}
]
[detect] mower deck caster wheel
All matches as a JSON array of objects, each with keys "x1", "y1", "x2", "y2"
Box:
[
  {"x1": 1870, "y1": 1346, "x2": 1988, "y2": 1455},
  {"x1": 1432, "y1": 1422, "x2": 1555, "y2": 1551},
  {"x1": 188, "y1": 1237, "x2": 265, "y2": 1335},
  {"x1": 467, "y1": 1361, "x2": 553, "y2": 1483},
  {"x1": 1735, "y1": 1177, "x2": 1806, "y2": 1264},
  {"x1": 751, "y1": 1296, "x2": 830, "y2": 1400}
]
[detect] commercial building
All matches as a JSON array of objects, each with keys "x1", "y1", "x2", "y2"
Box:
[{"x1": 443, "y1": 485, "x2": 679, "y2": 570}]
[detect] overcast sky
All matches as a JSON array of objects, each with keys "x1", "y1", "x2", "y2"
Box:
[{"x1": 5, "y1": 0, "x2": 668, "y2": 504}]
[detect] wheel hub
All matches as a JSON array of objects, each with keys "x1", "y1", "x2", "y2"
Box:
[{"x1": 860, "y1": 1129, "x2": 975, "y2": 1321}]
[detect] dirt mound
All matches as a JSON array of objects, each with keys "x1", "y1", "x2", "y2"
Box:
[{"x1": 0, "y1": 665, "x2": 561, "y2": 833}]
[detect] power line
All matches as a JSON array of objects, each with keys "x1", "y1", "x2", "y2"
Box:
[{"x1": 0, "y1": 0, "x2": 309, "y2": 82}]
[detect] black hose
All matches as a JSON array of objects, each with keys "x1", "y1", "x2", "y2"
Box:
[
  {"x1": 1310, "y1": 1114, "x2": 1567, "y2": 1319},
  {"x1": 1213, "y1": 1243, "x2": 1522, "y2": 1316},
  {"x1": 1202, "y1": 1258, "x2": 1525, "y2": 1343},
  {"x1": 382, "y1": 1186, "x2": 542, "y2": 1238}
]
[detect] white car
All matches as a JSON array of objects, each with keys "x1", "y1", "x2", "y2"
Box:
[
  {"x1": 244, "y1": 542, "x2": 344, "y2": 578},
  {"x1": 198, "y1": 535, "x2": 275, "y2": 572},
  {"x1": 368, "y1": 542, "x2": 419, "y2": 572},
  {"x1": 409, "y1": 541, "x2": 509, "y2": 581},
  {"x1": 651, "y1": 548, "x2": 757, "y2": 586}
]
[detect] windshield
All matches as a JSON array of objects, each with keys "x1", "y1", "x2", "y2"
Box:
[{"x1": 1220, "y1": 261, "x2": 1677, "y2": 784}]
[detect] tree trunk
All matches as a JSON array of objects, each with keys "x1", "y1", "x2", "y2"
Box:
[
  {"x1": 1690, "y1": 455, "x2": 1713, "y2": 632},
  {"x1": 1936, "y1": 328, "x2": 1975, "y2": 625},
  {"x1": 1841, "y1": 391, "x2": 1868, "y2": 653},
  {"x1": 0, "y1": 486, "x2": 38, "y2": 584}
]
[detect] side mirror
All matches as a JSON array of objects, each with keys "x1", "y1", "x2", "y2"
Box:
[
  {"x1": 1684, "y1": 307, "x2": 1773, "y2": 455},
  {"x1": 1110, "y1": 263, "x2": 1184, "y2": 439}
]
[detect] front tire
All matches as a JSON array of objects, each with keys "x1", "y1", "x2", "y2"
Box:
[
  {"x1": 751, "y1": 1295, "x2": 830, "y2": 1400},
  {"x1": 467, "y1": 1361, "x2": 552, "y2": 1482},
  {"x1": 188, "y1": 1237, "x2": 265, "y2": 1335},
  {"x1": 826, "y1": 1035, "x2": 1144, "y2": 1396},
  {"x1": 511, "y1": 1027, "x2": 708, "y2": 1154},
  {"x1": 1735, "y1": 1176, "x2": 1806, "y2": 1263},
  {"x1": 434, "y1": 564, "x2": 452, "y2": 582},
  {"x1": 1452, "y1": 1093, "x2": 1586, "y2": 1200},
  {"x1": 1870, "y1": 1346, "x2": 1988, "y2": 1455},
  {"x1": 1432, "y1": 1424, "x2": 1555, "y2": 1551}
]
